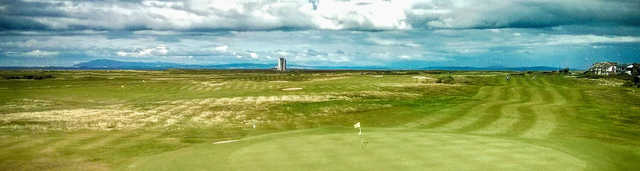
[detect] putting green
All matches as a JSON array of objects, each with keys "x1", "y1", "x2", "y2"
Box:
[{"x1": 131, "y1": 130, "x2": 586, "y2": 170}]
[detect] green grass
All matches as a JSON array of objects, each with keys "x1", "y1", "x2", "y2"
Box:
[
  {"x1": 131, "y1": 128, "x2": 586, "y2": 171},
  {"x1": 0, "y1": 70, "x2": 638, "y2": 170}
]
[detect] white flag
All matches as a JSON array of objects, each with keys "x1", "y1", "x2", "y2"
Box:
[{"x1": 354, "y1": 122, "x2": 360, "y2": 128}]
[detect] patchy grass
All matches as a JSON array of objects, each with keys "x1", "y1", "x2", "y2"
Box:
[{"x1": 0, "y1": 70, "x2": 638, "y2": 170}]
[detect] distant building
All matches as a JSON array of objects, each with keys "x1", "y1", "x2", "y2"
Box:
[
  {"x1": 586, "y1": 62, "x2": 640, "y2": 87},
  {"x1": 277, "y1": 57, "x2": 287, "y2": 71},
  {"x1": 587, "y1": 62, "x2": 619, "y2": 76},
  {"x1": 624, "y1": 63, "x2": 640, "y2": 76},
  {"x1": 625, "y1": 63, "x2": 640, "y2": 87}
]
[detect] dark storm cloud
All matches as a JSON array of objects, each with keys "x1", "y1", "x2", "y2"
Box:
[
  {"x1": 0, "y1": 16, "x2": 47, "y2": 30},
  {"x1": 407, "y1": 0, "x2": 640, "y2": 29},
  {"x1": 1, "y1": 0, "x2": 639, "y2": 31},
  {"x1": 0, "y1": 0, "x2": 67, "y2": 17}
]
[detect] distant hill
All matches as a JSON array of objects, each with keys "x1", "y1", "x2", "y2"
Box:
[
  {"x1": 73, "y1": 59, "x2": 274, "y2": 69},
  {"x1": 0, "y1": 59, "x2": 568, "y2": 71},
  {"x1": 74, "y1": 59, "x2": 186, "y2": 69},
  {"x1": 419, "y1": 66, "x2": 563, "y2": 71},
  {"x1": 71, "y1": 59, "x2": 389, "y2": 70}
]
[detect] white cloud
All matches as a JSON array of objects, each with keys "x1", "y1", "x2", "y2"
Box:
[
  {"x1": 405, "y1": 42, "x2": 421, "y2": 47},
  {"x1": 367, "y1": 37, "x2": 420, "y2": 47},
  {"x1": 214, "y1": 45, "x2": 229, "y2": 52},
  {"x1": 2, "y1": 28, "x2": 638, "y2": 68},
  {"x1": 6, "y1": 0, "x2": 640, "y2": 31},
  {"x1": 249, "y1": 52, "x2": 258, "y2": 58},
  {"x1": 133, "y1": 30, "x2": 181, "y2": 35},
  {"x1": 22, "y1": 50, "x2": 59, "y2": 57},
  {"x1": 276, "y1": 50, "x2": 290, "y2": 56},
  {"x1": 306, "y1": 0, "x2": 412, "y2": 30},
  {"x1": 455, "y1": 48, "x2": 488, "y2": 54},
  {"x1": 117, "y1": 46, "x2": 169, "y2": 57},
  {"x1": 544, "y1": 35, "x2": 640, "y2": 45},
  {"x1": 13, "y1": 0, "x2": 416, "y2": 31},
  {"x1": 19, "y1": 39, "x2": 37, "y2": 48},
  {"x1": 507, "y1": 34, "x2": 640, "y2": 47},
  {"x1": 4, "y1": 0, "x2": 640, "y2": 31}
]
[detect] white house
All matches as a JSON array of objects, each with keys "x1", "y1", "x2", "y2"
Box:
[{"x1": 588, "y1": 62, "x2": 618, "y2": 76}]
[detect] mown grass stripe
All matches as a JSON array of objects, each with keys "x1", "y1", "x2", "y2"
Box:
[
  {"x1": 40, "y1": 136, "x2": 79, "y2": 153},
  {"x1": 428, "y1": 85, "x2": 505, "y2": 131},
  {"x1": 0, "y1": 136, "x2": 24, "y2": 150},
  {"x1": 408, "y1": 86, "x2": 495, "y2": 129},
  {"x1": 471, "y1": 77, "x2": 530, "y2": 135},
  {"x1": 61, "y1": 134, "x2": 105, "y2": 150},
  {"x1": 520, "y1": 78, "x2": 559, "y2": 139},
  {"x1": 4, "y1": 136, "x2": 63, "y2": 155},
  {"x1": 455, "y1": 81, "x2": 521, "y2": 133},
  {"x1": 508, "y1": 77, "x2": 541, "y2": 136},
  {"x1": 77, "y1": 133, "x2": 128, "y2": 150},
  {"x1": 538, "y1": 78, "x2": 569, "y2": 137}
]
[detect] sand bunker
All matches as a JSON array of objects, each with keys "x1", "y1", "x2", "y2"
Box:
[
  {"x1": 309, "y1": 76, "x2": 349, "y2": 81},
  {"x1": 411, "y1": 76, "x2": 433, "y2": 80},
  {"x1": 281, "y1": 88, "x2": 303, "y2": 91},
  {"x1": 200, "y1": 82, "x2": 226, "y2": 87},
  {"x1": 213, "y1": 140, "x2": 240, "y2": 144}
]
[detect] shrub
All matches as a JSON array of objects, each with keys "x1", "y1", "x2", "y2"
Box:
[
  {"x1": 436, "y1": 75, "x2": 455, "y2": 84},
  {"x1": 2, "y1": 74, "x2": 54, "y2": 80}
]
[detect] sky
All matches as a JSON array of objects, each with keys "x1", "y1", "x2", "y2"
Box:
[{"x1": 1, "y1": 0, "x2": 639, "y2": 69}]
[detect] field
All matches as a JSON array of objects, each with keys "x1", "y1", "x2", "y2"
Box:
[{"x1": 1, "y1": 70, "x2": 639, "y2": 170}]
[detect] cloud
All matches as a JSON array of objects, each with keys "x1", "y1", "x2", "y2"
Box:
[
  {"x1": 117, "y1": 46, "x2": 169, "y2": 57},
  {"x1": 3, "y1": 0, "x2": 638, "y2": 31},
  {"x1": 214, "y1": 45, "x2": 228, "y2": 52},
  {"x1": 410, "y1": 0, "x2": 640, "y2": 29},
  {"x1": 249, "y1": 52, "x2": 258, "y2": 58},
  {"x1": 1, "y1": 28, "x2": 639, "y2": 68},
  {"x1": 399, "y1": 55, "x2": 411, "y2": 59},
  {"x1": 367, "y1": 37, "x2": 420, "y2": 47},
  {"x1": 22, "y1": 49, "x2": 59, "y2": 57},
  {"x1": 543, "y1": 35, "x2": 640, "y2": 45}
]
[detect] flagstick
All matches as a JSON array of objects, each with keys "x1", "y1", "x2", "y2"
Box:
[
  {"x1": 359, "y1": 127, "x2": 364, "y2": 150},
  {"x1": 354, "y1": 122, "x2": 365, "y2": 150}
]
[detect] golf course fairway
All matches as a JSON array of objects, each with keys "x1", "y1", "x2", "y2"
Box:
[
  {"x1": 125, "y1": 75, "x2": 638, "y2": 171},
  {"x1": 1, "y1": 71, "x2": 638, "y2": 170}
]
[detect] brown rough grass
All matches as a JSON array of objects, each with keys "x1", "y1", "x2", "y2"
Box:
[{"x1": 1, "y1": 95, "x2": 351, "y2": 131}]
